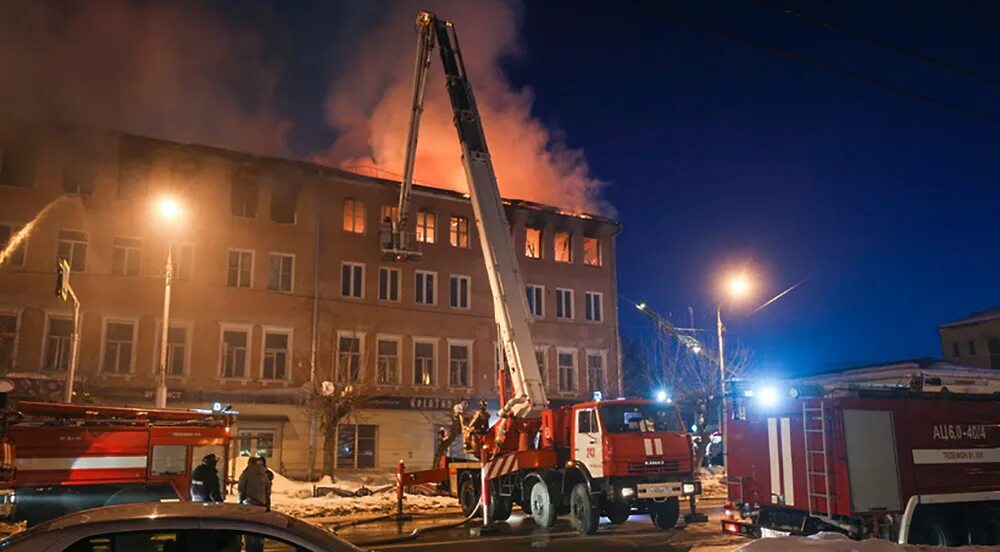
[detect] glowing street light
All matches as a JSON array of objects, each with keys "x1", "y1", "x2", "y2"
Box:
[
  {"x1": 153, "y1": 195, "x2": 186, "y2": 409},
  {"x1": 717, "y1": 270, "x2": 753, "y2": 473}
]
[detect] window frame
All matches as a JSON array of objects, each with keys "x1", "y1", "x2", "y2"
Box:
[
  {"x1": 56, "y1": 229, "x2": 89, "y2": 273},
  {"x1": 583, "y1": 235, "x2": 602, "y2": 267},
  {"x1": 335, "y1": 330, "x2": 365, "y2": 383},
  {"x1": 449, "y1": 274, "x2": 471, "y2": 310},
  {"x1": 415, "y1": 210, "x2": 436, "y2": 244},
  {"x1": 260, "y1": 326, "x2": 293, "y2": 381},
  {"x1": 554, "y1": 231, "x2": 573, "y2": 263},
  {"x1": 152, "y1": 320, "x2": 192, "y2": 378},
  {"x1": 447, "y1": 339, "x2": 473, "y2": 389},
  {"x1": 41, "y1": 313, "x2": 73, "y2": 372},
  {"x1": 557, "y1": 347, "x2": 578, "y2": 393},
  {"x1": 534, "y1": 345, "x2": 549, "y2": 390},
  {"x1": 341, "y1": 261, "x2": 366, "y2": 299},
  {"x1": 170, "y1": 243, "x2": 195, "y2": 281},
  {"x1": 335, "y1": 423, "x2": 378, "y2": 470},
  {"x1": 266, "y1": 252, "x2": 295, "y2": 293},
  {"x1": 585, "y1": 349, "x2": 607, "y2": 393},
  {"x1": 111, "y1": 236, "x2": 143, "y2": 278},
  {"x1": 526, "y1": 284, "x2": 544, "y2": 318},
  {"x1": 585, "y1": 291, "x2": 603, "y2": 322},
  {"x1": 413, "y1": 337, "x2": 437, "y2": 387},
  {"x1": 449, "y1": 215, "x2": 470, "y2": 248},
  {"x1": 555, "y1": 288, "x2": 574, "y2": 321},
  {"x1": 100, "y1": 318, "x2": 138, "y2": 375},
  {"x1": 219, "y1": 323, "x2": 253, "y2": 380},
  {"x1": 414, "y1": 270, "x2": 437, "y2": 306},
  {"x1": 0, "y1": 309, "x2": 20, "y2": 372},
  {"x1": 525, "y1": 226, "x2": 543, "y2": 259},
  {"x1": 378, "y1": 266, "x2": 401, "y2": 303},
  {"x1": 375, "y1": 334, "x2": 402, "y2": 385},
  {"x1": 343, "y1": 198, "x2": 366, "y2": 234},
  {"x1": 226, "y1": 248, "x2": 255, "y2": 289}
]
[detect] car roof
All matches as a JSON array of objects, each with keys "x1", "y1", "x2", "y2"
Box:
[{"x1": 42, "y1": 502, "x2": 290, "y2": 531}]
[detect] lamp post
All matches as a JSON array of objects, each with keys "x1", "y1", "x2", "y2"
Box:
[
  {"x1": 717, "y1": 274, "x2": 749, "y2": 473},
  {"x1": 154, "y1": 196, "x2": 183, "y2": 408}
]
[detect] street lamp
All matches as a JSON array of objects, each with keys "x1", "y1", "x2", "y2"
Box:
[
  {"x1": 717, "y1": 272, "x2": 751, "y2": 473},
  {"x1": 154, "y1": 195, "x2": 184, "y2": 408}
]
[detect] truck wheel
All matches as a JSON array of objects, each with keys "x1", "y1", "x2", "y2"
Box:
[
  {"x1": 910, "y1": 513, "x2": 952, "y2": 546},
  {"x1": 569, "y1": 483, "x2": 599, "y2": 535},
  {"x1": 650, "y1": 498, "x2": 680, "y2": 530},
  {"x1": 529, "y1": 480, "x2": 557, "y2": 528},
  {"x1": 489, "y1": 497, "x2": 512, "y2": 522},
  {"x1": 459, "y1": 477, "x2": 480, "y2": 518},
  {"x1": 605, "y1": 501, "x2": 630, "y2": 525}
]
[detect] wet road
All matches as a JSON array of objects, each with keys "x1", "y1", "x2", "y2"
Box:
[{"x1": 335, "y1": 498, "x2": 746, "y2": 552}]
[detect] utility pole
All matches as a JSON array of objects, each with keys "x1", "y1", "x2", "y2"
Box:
[
  {"x1": 56, "y1": 259, "x2": 81, "y2": 403},
  {"x1": 716, "y1": 304, "x2": 727, "y2": 473},
  {"x1": 154, "y1": 247, "x2": 173, "y2": 408}
]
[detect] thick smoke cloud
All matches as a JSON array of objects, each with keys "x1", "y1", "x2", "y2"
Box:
[
  {"x1": 0, "y1": 1, "x2": 291, "y2": 156},
  {"x1": 317, "y1": 0, "x2": 610, "y2": 215}
]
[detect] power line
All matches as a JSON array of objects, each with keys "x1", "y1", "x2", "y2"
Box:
[
  {"x1": 634, "y1": 1, "x2": 1000, "y2": 124},
  {"x1": 758, "y1": 1, "x2": 1000, "y2": 86}
]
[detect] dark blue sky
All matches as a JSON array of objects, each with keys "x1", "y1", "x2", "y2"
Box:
[{"x1": 272, "y1": 1, "x2": 1000, "y2": 374}]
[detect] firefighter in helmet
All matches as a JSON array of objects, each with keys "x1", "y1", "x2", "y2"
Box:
[
  {"x1": 190, "y1": 453, "x2": 224, "y2": 502},
  {"x1": 464, "y1": 400, "x2": 491, "y2": 452}
]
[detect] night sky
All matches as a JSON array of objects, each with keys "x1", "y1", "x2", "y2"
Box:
[{"x1": 199, "y1": 1, "x2": 1000, "y2": 374}]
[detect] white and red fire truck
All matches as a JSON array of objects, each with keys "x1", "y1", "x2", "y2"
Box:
[
  {"x1": 2, "y1": 401, "x2": 233, "y2": 525},
  {"x1": 387, "y1": 12, "x2": 701, "y2": 535},
  {"x1": 722, "y1": 365, "x2": 1000, "y2": 546}
]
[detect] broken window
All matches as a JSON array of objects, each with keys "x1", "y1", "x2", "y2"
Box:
[
  {"x1": 583, "y1": 236, "x2": 601, "y2": 267},
  {"x1": 450, "y1": 216, "x2": 469, "y2": 248},
  {"x1": 343, "y1": 198, "x2": 365, "y2": 233},
  {"x1": 270, "y1": 181, "x2": 298, "y2": 223},
  {"x1": 231, "y1": 168, "x2": 258, "y2": 218},
  {"x1": 525, "y1": 227, "x2": 542, "y2": 259},
  {"x1": 62, "y1": 163, "x2": 96, "y2": 196},
  {"x1": 554, "y1": 231, "x2": 572, "y2": 263}
]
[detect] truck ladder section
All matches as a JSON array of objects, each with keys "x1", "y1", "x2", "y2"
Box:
[{"x1": 802, "y1": 400, "x2": 833, "y2": 516}]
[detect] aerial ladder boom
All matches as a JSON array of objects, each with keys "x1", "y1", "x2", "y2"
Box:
[{"x1": 399, "y1": 12, "x2": 546, "y2": 418}]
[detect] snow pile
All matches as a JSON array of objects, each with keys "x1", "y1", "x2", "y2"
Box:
[
  {"x1": 699, "y1": 466, "x2": 727, "y2": 499},
  {"x1": 735, "y1": 531, "x2": 997, "y2": 551}
]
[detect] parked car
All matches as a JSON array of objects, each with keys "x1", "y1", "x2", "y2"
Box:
[{"x1": 0, "y1": 502, "x2": 361, "y2": 552}]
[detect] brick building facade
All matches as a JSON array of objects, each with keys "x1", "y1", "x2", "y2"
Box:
[{"x1": 0, "y1": 123, "x2": 621, "y2": 478}]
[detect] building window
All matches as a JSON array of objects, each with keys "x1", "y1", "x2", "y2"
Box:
[
  {"x1": 556, "y1": 288, "x2": 574, "y2": 320},
  {"x1": 378, "y1": 267, "x2": 400, "y2": 302},
  {"x1": 226, "y1": 250, "x2": 253, "y2": 288},
  {"x1": 341, "y1": 262, "x2": 364, "y2": 298},
  {"x1": 535, "y1": 348, "x2": 547, "y2": 389},
  {"x1": 0, "y1": 140, "x2": 34, "y2": 188},
  {"x1": 0, "y1": 225, "x2": 25, "y2": 267},
  {"x1": 170, "y1": 244, "x2": 194, "y2": 281},
  {"x1": 267, "y1": 253, "x2": 294, "y2": 293},
  {"x1": 558, "y1": 350, "x2": 576, "y2": 392},
  {"x1": 102, "y1": 321, "x2": 135, "y2": 374},
  {"x1": 449, "y1": 342, "x2": 471, "y2": 387},
  {"x1": 450, "y1": 216, "x2": 470, "y2": 248},
  {"x1": 57, "y1": 230, "x2": 88, "y2": 272},
  {"x1": 585, "y1": 291, "x2": 603, "y2": 322},
  {"x1": 44, "y1": 317, "x2": 73, "y2": 371},
  {"x1": 231, "y1": 169, "x2": 258, "y2": 218},
  {"x1": 164, "y1": 326, "x2": 187, "y2": 376},
  {"x1": 415, "y1": 271, "x2": 436, "y2": 305},
  {"x1": 336, "y1": 424, "x2": 376, "y2": 469},
  {"x1": 952, "y1": 342, "x2": 960, "y2": 357},
  {"x1": 526, "y1": 285, "x2": 544, "y2": 317},
  {"x1": 221, "y1": 328, "x2": 249, "y2": 378},
  {"x1": 0, "y1": 314, "x2": 17, "y2": 372},
  {"x1": 989, "y1": 339, "x2": 1000, "y2": 370},
  {"x1": 376, "y1": 337, "x2": 400, "y2": 384},
  {"x1": 381, "y1": 205, "x2": 399, "y2": 224},
  {"x1": 336, "y1": 334, "x2": 362, "y2": 382},
  {"x1": 969, "y1": 340, "x2": 977, "y2": 356},
  {"x1": 414, "y1": 341, "x2": 435, "y2": 386},
  {"x1": 583, "y1": 236, "x2": 601, "y2": 267},
  {"x1": 587, "y1": 353, "x2": 605, "y2": 392},
  {"x1": 416, "y1": 210, "x2": 436, "y2": 243},
  {"x1": 449, "y1": 275, "x2": 470, "y2": 309},
  {"x1": 262, "y1": 331, "x2": 290, "y2": 380},
  {"x1": 525, "y1": 227, "x2": 542, "y2": 259},
  {"x1": 111, "y1": 237, "x2": 142, "y2": 277},
  {"x1": 270, "y1": 182, "x2": 298, "y2": 224},
  {"x1": 343, "y1": 198, "x2": 365, "y2": 234},
  {"x1": 554, "y1": 231, "x2": 572, "y2": 263},
  {"x1": 62, "y1": 163, "x2": 96, "y2": 196}
]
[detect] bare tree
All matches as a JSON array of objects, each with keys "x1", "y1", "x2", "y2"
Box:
[{"x1": 314, "y1": 330, "x2": 372, "y2": 479}]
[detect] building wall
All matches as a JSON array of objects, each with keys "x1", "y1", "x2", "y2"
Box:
[
  {"x1": 939, "y1": 320, "x2": 1000, "y2": 370},
  {"x1": 0, "y1": 124, "x2": 621, "y2": 478}
]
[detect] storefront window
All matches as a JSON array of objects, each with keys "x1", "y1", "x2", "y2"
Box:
[{"x1": 336, "y1": 424, "x2": 376, "y2": 469}]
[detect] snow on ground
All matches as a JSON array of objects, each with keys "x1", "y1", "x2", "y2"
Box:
[
  {"x1": 229, "y1": 457, "x2": 455, "y2": 519},
  {"x1": 734, "y1": 532, "x2": 996, "y2": 552}
]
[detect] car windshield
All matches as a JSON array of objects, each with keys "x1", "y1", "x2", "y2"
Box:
[{"x1": 599, "y1": 403, "x2": 683, "y2": 433}]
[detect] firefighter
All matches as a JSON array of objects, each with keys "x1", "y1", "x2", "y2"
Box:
[
  {"x1": 190, "y1": 453, "x2": 223, "y2": 502},
  {"x1": 464, "y1": 400, "x2": 490, "y2": 452}
]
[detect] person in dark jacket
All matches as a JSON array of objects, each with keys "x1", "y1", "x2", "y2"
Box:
[{"x1": 190, "y1": 454, "x2": 223, "y2": 502}]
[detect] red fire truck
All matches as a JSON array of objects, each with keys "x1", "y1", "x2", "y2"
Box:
[
  {"x1": 2, "y1": 401, "x2": 234, "y2": 525},
  {"x1": 722, "y1": 365, "x2": 1000, "y2": 546}
]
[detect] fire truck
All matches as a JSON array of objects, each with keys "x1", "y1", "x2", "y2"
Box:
[
  {"x1": 387, "y1": 12, "x2": 701, "y2": 534},
  {"x1": 722, "y1": 365, "x2": 1000, "y2": 546},
  {"x1": 2, "y1": 401, "x2": 233, "y2": 525}
]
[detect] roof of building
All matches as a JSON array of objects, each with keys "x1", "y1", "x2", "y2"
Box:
[
  {"x1": 939, "y1": 306, "x2": 1000, "y2": 329},
  {"x1": 123, "y1": 132, "x2": 621, "y2": 228},
  {"x1": 785, "y1": 357, "x2": 999, "y2": 386}
]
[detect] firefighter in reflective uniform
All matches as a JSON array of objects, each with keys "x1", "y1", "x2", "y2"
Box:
[
  {"x1": 190, "y1": 454, "x2": 223, "y2": 502},
  {"x1": 464, "y1": 400, "x2": 490, "y2": 452}
]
